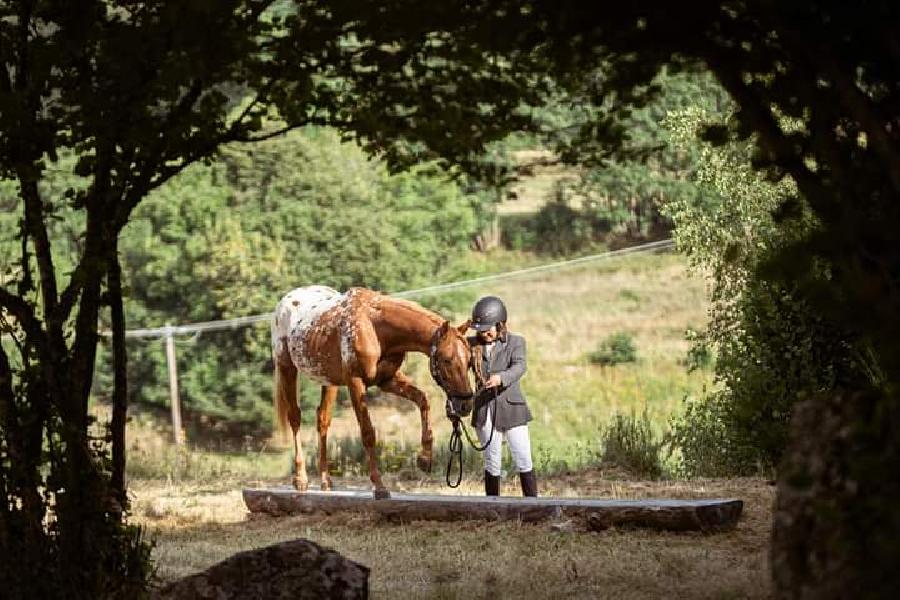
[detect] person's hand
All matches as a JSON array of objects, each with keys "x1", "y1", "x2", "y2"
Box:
[{"x1": 484, "y1": 374, "x2": 502, "y2": 389}]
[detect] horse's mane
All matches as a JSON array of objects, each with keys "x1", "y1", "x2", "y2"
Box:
[{"x1": 378, "y1": 294, "x2": 444, "y2": 327}]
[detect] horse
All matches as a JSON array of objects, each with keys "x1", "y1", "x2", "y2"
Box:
[{"x1": 271, "y1": 285, "x2": 474, "y2": 498}]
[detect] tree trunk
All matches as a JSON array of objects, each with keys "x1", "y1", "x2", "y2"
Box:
[
  {"x1": 0, "y1": 344, "x2": 14, "y2": 558},
  {"x1": 772, "y1": 389, "x2": 900, "y2": 599},
  {"x1": 55, "y1": 213, "x2": 114, "y2": 594},
  {"x1": 243, "y1": 488, "x2": 744, "y2": 531},
  {"x1": 108, "y1": 245, "x2": 128, "y2": 510}
]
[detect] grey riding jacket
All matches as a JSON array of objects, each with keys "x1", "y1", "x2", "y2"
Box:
[{"x1": 468, "y1": 333, "x2": 533, "y2": 431}]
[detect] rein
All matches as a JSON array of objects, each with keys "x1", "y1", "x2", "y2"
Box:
[
  {"x1": 445, "y1": 388, "x2": 497, "y2": 488},
  {"x1": 429, "y1": 330, "x2": 497, "y2": 488}
]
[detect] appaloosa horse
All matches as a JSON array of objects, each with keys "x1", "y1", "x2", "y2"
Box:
[{"x1": 271, "y1": 285, "x2": 473, "y2": 498}]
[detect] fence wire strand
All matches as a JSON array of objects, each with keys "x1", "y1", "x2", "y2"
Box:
[{"x1": 111, "y1": 238, "x2": 674, "y2": 339}]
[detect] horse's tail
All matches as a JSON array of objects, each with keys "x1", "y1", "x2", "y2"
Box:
[{"x1": 272, "y1": 359, "x2": 297, "y2": 443}]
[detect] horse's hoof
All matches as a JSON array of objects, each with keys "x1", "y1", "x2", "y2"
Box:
[
  {"x1": 320, "y1": 480, "x2": 332, "y2": 491},
  {"x1": 416, "y1": 455, "x2": 433, "y2": 473},
  {"x1": 293, "y1": 478, "x2": 309, "y2": 492},
  {"x1": 373, "y1": 488, "x2": 391, "y2": 500}
]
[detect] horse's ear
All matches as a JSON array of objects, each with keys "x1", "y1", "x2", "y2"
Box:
[
  {"x1": 456, "y1": 320, "x2": 471, "y2": 335},
  {"x1": 439, "y1": 320, "x2": 450, "y2": 335}
]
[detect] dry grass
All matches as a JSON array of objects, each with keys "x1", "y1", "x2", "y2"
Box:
[
  {"x1": 122, "y1": 250, "x2": 770, "y2": 598},
  {"x1": 132, "y1": 473, "x2": 773, "y2": 599}
]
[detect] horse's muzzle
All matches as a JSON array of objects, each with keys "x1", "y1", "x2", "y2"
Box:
[{"x1": 445, "y1": 395, "x2": 473, "y2": 419}]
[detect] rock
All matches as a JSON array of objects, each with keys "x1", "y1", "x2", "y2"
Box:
[
  {"x1": 586, "y1": 514, "x2": 610, "y2": 531},
  {"x1": 549, "y1": 519, "x2": 577, "y2": 533},
  {"x1": 153, "y1": 538, "x2": 369, "y2": 599},
  {"x1": 772, "y1": 390, "x2": 900, "y2": 599}
]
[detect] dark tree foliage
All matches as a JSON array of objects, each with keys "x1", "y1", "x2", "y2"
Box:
[{"x1": 2, "y1": 0, "x2": 899, "y2": 596}]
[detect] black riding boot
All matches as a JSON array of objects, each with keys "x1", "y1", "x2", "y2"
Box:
[
  {"x1": 484, "y1": 471, "x2": 500, "y2": 496},
  {"x1": 519, "y1": 470, "x2": 538, "y2": 497}
]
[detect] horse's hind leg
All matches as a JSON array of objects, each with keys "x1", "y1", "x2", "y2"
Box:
[
  {"x1": 275, "y1": 361, "x2": 309, "y2": 492},
  {"x1": 379, "y1": 371, "x2": 432, "y2": 473},
  {"x1": 348, "y1": 376, "x2": 389, "y2": 498},
  {"x1": 317, "y1": 385, "x2": 338, "y2": 490}
]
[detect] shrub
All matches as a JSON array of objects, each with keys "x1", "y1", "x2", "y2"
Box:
[
  {"x1": 671, "y1": 279, "x2": 874, "y2": 478},
  {"x1": 532, "y1": 195, "x2": 596, "y2": 255},
  {"x1": 665, "y1": 392, "x2": 764, "y2": 478},
  {"x1": 681, "y1": 328, "x2": 714, "y2": 372},
  {"x1": 588, "y1": 332, "x2": 637, "y2": 366},
  {"x1": 600, "y1": 411, "x2": 663, "y2": 479}
]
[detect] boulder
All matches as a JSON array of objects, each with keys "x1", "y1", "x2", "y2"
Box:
[
  {"x1": 154, "y1": 538, "x2": 369, "y2": 599},
  {"x1": 772, "y1": 390, "x2": 900, "y2": 598}
]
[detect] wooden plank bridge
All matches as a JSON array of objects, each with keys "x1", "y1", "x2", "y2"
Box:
[{"x1": 243, "y1": 487, "x2": 743, "y2": 532}]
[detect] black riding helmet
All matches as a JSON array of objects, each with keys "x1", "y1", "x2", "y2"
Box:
[{"x1": 471, "y1": 296, "x2": 507, "y2": 331}]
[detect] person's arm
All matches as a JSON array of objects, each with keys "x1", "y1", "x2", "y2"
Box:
[{"x1": 494, "y1": 336, "x2": 527, "y2": 388}]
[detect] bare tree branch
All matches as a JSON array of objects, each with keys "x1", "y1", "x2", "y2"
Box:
[
  {"x1": 235, "y1": 123, "x2": 296, "y2": 143},
  {"x1": 57, "y1": 264, "x2": 84, "y2": 326}
]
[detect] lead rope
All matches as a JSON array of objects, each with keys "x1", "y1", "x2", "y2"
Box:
[{"x1": 445, "y1": 382, "x2": 498, "y2": 488}]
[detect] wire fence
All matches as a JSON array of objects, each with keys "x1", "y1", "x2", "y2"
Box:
[{"x1": 123, "y1": 238, "x2": 674, "y2": 339}]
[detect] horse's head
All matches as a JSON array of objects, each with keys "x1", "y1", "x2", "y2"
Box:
[{"x1": 429, "y1": 320, "x2": 475, "y2": 420}]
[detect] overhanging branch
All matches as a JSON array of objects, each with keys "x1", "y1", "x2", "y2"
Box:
[
  {"x1": 756, "y1": 3, "x2": 900, "y2": 195},
  {"x1": 235, "y1": 124, "x2": 295, "y2": 143},
  {"x1": 0, "y1": 288, "x2": 46, "y2": 348},
  {"x1": 704, "y1": 49, "x2": 836, "y2": 212}
]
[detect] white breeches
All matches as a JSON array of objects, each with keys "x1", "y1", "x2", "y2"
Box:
[{"x1": 476, "y1": 406, "x2": 533, "y2": 476}]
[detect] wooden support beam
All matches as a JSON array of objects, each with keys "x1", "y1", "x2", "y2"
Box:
[{"x1": 242, "y1": 487, "x2": 743, "y2": 532}]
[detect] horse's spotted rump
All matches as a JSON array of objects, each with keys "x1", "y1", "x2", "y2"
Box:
[{"x1": 272, "y1": 286, "x2": 345, "y2": 382}]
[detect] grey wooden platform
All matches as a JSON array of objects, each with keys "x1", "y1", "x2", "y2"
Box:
[{"x1": 243, "y1": 487, "x2": 743, "y2": 532}]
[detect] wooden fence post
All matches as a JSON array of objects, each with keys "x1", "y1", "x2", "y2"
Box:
[{"x1": 164, "y1": 324, "x2": 184, "y2": 445}]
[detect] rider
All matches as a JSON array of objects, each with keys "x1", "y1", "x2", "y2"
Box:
[{"x1": 469, "y1": 296, "x2": 538, "y2": 497}]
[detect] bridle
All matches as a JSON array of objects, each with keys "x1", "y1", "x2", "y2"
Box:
[
  {"x1": 429, "y1": 327, "x2": 474, "y2": 418},
  {"x1": 429, "y1": 327, "x2": 497, "y2": 488}
]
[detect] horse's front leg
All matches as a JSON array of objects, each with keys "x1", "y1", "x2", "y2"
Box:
[
  {"x1": 379, "y1": 371, "x2": 432, "y2": 473},
  {"x1": 317, "y1": 385, "x2": 338, "y2": 490},
  {"x1": 348, "y1": 376, "x2": 389, "y2": 499}
]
